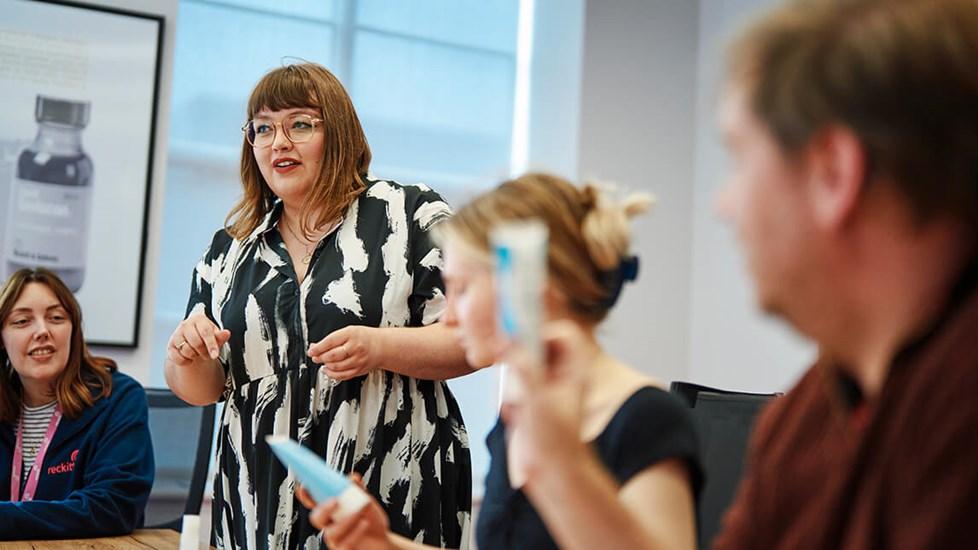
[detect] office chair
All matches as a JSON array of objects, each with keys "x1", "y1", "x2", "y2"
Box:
[
  {"x1": 669, "y1": 381, "x2": 780, "y2": 550},
  {"x1": 143, "y1": 388, "x2": 216, "y2": 532}
]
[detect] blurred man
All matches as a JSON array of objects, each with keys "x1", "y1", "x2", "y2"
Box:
[
  {"x1": 713, "y1": 0, "x2": 978, "y2": 547},
  {"x1": 505, "y1": 1, "x2": 978, "y2": 549}
]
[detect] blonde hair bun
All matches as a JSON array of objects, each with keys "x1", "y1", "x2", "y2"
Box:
[
  {"x1": 441, "y1": 173, "x2": 653, "y2": 324},
  {"x1": 581, "y1": 181, "x2": 654, "y2": 271}
]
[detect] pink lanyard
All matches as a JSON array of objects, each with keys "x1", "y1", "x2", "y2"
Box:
[{"x1": 10, "y1": 405, "x2": 63, "y2": 502}]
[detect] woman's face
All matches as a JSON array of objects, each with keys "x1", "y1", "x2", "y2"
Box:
[
  {"x1": 442, "y1": 240, "x2": 505, "y2": 368},
  {"x1": 1, "y1": 282, "x2": 72, "y2": 392},
  {"x1": 251, "y1": 106, "x2": 325, "y2": 205}
]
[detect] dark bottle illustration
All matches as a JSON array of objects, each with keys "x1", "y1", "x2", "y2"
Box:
[{"x1": 5, "y1": 96, "x2": 93, "y2": 292}]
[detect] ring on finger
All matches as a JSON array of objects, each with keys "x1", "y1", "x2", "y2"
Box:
[{"x1": 176, "y1": 340, "x2": 189, "y2": 351}]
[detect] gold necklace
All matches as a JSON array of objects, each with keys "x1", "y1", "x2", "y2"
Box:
[{"x1": 283, "y1": 220, "x2": 316, "y2": 265}]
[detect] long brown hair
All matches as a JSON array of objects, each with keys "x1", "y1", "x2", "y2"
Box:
[
  {"x1": 226, "y1": 62, "x2": 373, "y2": 240},
  {"x1": 439, "y1": 173, "x2": 652, "y2": 325},
  {"x1": 0, "y1": 268, "x2": 116, "y2": 423}
]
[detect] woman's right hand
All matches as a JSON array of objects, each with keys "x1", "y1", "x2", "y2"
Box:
[
  {"x1": 297, "y1": 475, "x2": 393, "y2": 550},
  {"x1": 167, "y1": 313, "x2": 230, "y2": 366}
]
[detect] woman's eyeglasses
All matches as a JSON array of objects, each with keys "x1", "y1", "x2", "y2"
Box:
[{"x1": 241, "y1": 113, "x2": 323, "y2": 147}]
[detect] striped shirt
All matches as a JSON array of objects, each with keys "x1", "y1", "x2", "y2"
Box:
[{"x1": 15, "y1": 401, "x2": 58, "y2": 488}]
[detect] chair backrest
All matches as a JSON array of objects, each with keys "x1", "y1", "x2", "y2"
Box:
[
  {"x1": 669, "y1": 381, "x2": 780, "y2": 550},
  {"x1": 143, "y1": 388, "x2": 216, "y2": 532}
]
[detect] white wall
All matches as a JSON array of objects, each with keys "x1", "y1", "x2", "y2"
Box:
[
  {"x1": 687, "y1": 0, "x2": 815, "y2": 393},
  {"x1": 526, "y1": 0, "x2": 585, "y2": 178},
  {"x1": 576, "y1": 0, "x2": 700, "y2": 386},
  {"x1": 569, "y1": 0, "x2": 815, "y2": 393},
  {"x1": 83, "y1": 0, "x2": 177, "y2": 386}
]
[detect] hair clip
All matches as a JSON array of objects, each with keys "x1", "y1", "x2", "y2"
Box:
[
  {"x1": 601, "y1": 255, "x2": 640, "y2": 309},
  {"x1": 620, "y1": 255, "x2": 639, "y2": 282}
]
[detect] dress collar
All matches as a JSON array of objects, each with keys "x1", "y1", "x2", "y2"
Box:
[{"x1": 243, "y1": 199, "x2": 285, "y2": 245}]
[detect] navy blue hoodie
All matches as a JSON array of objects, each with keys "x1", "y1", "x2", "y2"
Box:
[{"x1": 0, "y1": 371, "x2": 154, "y2": 540}]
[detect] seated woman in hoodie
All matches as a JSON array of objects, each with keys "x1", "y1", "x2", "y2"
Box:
[{"x1": 0, "y1": 267, "x2": 154, "y2": 539}]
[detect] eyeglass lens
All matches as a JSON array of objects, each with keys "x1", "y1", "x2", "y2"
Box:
[{"x1": 245, "y1": 114, "x2": 317, "y2": 146}]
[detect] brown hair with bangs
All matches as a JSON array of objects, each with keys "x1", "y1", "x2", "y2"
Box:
[
  {"x1": 0, "y1": 268, "x2": 116, "y2": 423},
  {"x1": 726, "y1": 0, "x2": 978, "y2": 228},
  {"x1": 226, "y1": 62, "x2": 372, "y2": 239},
  {"x1": 439, "y1": 173, "x2": 652, "y2": 325}
]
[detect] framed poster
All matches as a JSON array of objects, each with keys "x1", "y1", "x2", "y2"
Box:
[{"x1": 0, "y1": 0, "x2": 163, "y2": 346}]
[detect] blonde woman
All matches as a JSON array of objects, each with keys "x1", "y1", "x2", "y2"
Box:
[{"x1": 300, "y1": 173, "x2": 702, "y2": 550}]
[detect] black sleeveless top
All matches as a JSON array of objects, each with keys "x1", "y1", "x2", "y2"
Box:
[{"x1": 476, "y1": 386, "x2": 703, "y2": 549}]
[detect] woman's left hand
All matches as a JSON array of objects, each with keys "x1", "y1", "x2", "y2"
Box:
[
  {"x1": 297, "y1": 475, "x2": 393, "y2": 550},
  {"x1": 308, "y1": 325, "x2": 384, "y2": 381},
  {"x1": 502, "y1": 321, "x2": 590, "y2": 480}
]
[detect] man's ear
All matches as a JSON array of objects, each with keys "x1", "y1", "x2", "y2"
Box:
[{"x1": 805, "y1": 126, "x2": 869, "y2": 231}]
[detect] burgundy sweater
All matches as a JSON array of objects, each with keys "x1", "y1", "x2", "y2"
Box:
[{"x1": 715, "y1": 266, "x2": 978, "y2": 549}]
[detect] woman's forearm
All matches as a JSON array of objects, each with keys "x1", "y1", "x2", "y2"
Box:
[
  {"x1": 164, "y1": 357, "x2": 225, "y2": 406},
  {"x1": 378, "y1": 323, "x2": 478, "y2": 380}
]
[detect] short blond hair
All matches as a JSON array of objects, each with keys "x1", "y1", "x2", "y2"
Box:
[
  {"x1": 728, "y1": 0, "x2": 978, "y2": 227},
  {"x1": 440, "y1": 173, "x2": 652, "y2": 324}
]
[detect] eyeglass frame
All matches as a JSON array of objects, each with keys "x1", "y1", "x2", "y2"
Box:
[{"x1": 240, "y1": 114, "x2": 325, "y2": 148}]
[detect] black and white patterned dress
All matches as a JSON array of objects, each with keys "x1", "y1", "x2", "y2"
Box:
[{"x1": 184, "y1": 179, "x2": 471, "y2": 550}]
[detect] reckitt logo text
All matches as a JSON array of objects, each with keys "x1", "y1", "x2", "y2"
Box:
[{"x1": 47, "y1": 449, "x2": 79, "y2": 475}]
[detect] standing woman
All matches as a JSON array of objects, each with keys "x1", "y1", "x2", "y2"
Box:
[
  {"x1": 0, "y1": 268, "x2": 154, "y2": 539},
  {"x1": 164, "y1": 63, "x2": 473, "y2": 549}
]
